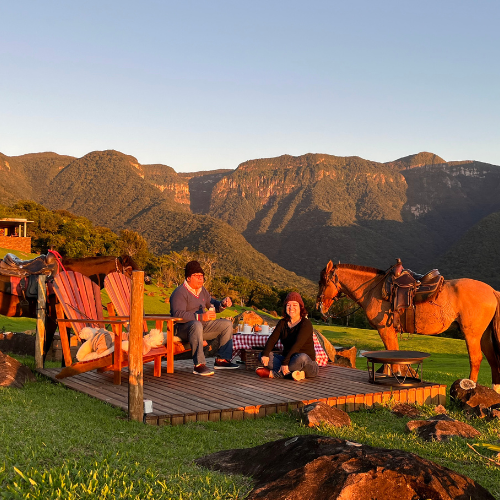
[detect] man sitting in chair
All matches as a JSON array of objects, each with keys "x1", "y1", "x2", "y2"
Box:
[{"x1": 169, "y1": 261, "x2": 238, "y2": 376}]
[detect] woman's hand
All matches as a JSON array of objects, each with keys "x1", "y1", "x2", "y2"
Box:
[
  {"x1": 280, "y1": 365, "x2": 290, "y2": 376},
  {"x1": 261, "y1": 356, "x2": 269, "y2": 367}
]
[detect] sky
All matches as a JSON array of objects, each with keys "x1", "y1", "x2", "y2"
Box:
[{"x1": 1, "y1": 1, "x2": 499, "y2": 172}]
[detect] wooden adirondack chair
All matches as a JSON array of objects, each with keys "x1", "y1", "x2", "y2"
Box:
[
  {"x1": 104, "y1": 272, "x2": 186, "y2": 374},
  {"x1": 53, "y1": 270, "x2": 128, "y2": 384},
  {"x1": 54, "y1": 271, "x2": 180, "y2": 383}
]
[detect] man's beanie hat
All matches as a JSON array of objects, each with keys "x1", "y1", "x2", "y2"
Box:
[
  {"x1": 185, "y1": 260, "x2": 205, "y2": 278},
  {"x1": 284, "y1": 292, "x2": 305, "y2": 308}
]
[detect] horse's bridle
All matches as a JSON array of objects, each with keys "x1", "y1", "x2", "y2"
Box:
[
  {"x1": 317, "y1": 266, "x2": 344, "y2": 318},
  {"x1": 318, "y1": 264, "x2": 391, "y2": 320},
  {"x1": 115, "y1": 257, "x2": 132, "y2": 274}
]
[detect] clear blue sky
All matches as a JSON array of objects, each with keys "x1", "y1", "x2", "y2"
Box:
[{"x1": 1, "y1": 1, "x2": 499, "y2": 172}]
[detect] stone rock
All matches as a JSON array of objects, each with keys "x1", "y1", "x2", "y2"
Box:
[
  {"x1": 450, "y1": 379, "x2": 500, "y2": 416},
  {"x1": 391, "y1": 403, "x2": 420, "y2": 418},
  {"x1": 297, "y1": 402, "x2": 351, "y2": 428},
  {"x1": 473, "y1": 402, "x2": 500, "y2": 420},
  {"x1": 195, "y1": 435, "x2": 494, "y2": 500},
  {"x1": 434, "y1": 404, "x2": 447, "y2": 414},
  {"x1": 406, "y1": 417, "x2": 480, "y2": 441},
  {"x1": 0, "y1": 350, "x2": 37, "y2": 388},
  {"x1": 334, "y1": 346, "x2": 356, "y2": 368},
  {"x1": 313, "y1": 331, "x2": 336, "y2": 362}
]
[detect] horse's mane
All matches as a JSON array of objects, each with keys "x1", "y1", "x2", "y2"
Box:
[{"x1": 336, "y1": 263, "x2": 385, "y2": 275}]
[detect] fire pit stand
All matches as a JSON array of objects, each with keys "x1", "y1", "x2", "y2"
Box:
[{"x1": 361, "y1": 350, "x2": 430, "y2": 387}]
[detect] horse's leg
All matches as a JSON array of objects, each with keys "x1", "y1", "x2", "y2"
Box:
[
  {"x1": 377, "y1": 326, "x2": 400, "y2": 375},
  {"x1": 481, "y1": 327, "x2": 500, "y2": 393},
  {"x1": 462, "y1": 327, "x2": 484, "y2": 383},
  {"x1": 43, "y1": 295, "x2": 57, "y2": 364}
]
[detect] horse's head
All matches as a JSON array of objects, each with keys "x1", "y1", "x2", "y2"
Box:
[
  {"x1": 316, "y1": 260, "x2": 342, "y2": 317},
  {"x1": 118, "y1": 255, "x2": 140, "y2": 277}
]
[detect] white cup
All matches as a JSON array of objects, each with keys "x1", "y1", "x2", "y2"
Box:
[
  {"x1": 243, "y1": 324, "x2": 252, "y2": 334},
  {"x1": 260, "y1": 324, "x2": 269, "y2": 335}
]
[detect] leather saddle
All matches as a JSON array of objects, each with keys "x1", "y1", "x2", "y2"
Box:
[
  {"x1": 0, "y1": 254, "x2": 58, "y2": 315},
  {"x1": 382, "y1": 258, "x2": 444, "y2": 334},
  {"x1": 0, "y1": 253, "x2": 58, "y2": 278}
]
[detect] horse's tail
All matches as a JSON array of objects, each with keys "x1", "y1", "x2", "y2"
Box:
[{"x1": 492, "y1": 291, "x2": 500, "y2": 361}]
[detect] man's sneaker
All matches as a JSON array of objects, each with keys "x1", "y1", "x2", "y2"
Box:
[
  {"x1": 214, "y1": 359, "x2": 239, "y2": 370},
  {"x1": 193, "y1": 364, "x2": 214, "y2": 376},
  {"x1": 292, "y1": 370, "x2": 305, "y2": 381}
]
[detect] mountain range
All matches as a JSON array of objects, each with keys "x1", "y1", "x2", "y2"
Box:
[{"x1": 1, "y1": 148, "x2": 500, "y2": 291}]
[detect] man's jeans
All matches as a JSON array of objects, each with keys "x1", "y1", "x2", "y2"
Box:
[
  {"x1": 259, "y1": 352, "x2": 319, "y2": 378},
  {"x1": 175, "y1": 319, "x2": 233, "y2": 366}
]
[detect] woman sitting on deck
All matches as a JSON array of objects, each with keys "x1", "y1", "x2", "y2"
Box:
[{"x1": 256, "y1": 292, "x2": 318, "y2": 381}]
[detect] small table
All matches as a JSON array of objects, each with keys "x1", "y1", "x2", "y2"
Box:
[
  {"x1": 232, "y1": 334, "x2": 283, "y2": 356},
  {"x1": 361, "y1": 350, "x2": 430, "y2": 387}
]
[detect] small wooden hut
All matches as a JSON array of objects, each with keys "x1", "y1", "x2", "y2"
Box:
[{"x1": 0, "y1": 218, "x2": 33, "y2": 253}]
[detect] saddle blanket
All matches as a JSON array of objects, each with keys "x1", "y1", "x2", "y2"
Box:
[
  {"x1": 232, "y1": 333, "x2": 329, "y2": 367},
  {"x1": 0, "y1": 275, "x2": 53, "y2": 297}
]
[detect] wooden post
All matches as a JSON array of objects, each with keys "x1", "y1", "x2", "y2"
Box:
[
  {"x1": 35, "y1": 275, "x2": 47, "y2": 369},
  {"x1": 128, "y1": 270, "x2": 144, "y2": 421}
]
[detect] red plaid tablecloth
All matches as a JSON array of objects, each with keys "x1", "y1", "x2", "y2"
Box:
[{"x1": 232, "y1": 333, "x2": 328, "y2": 367}]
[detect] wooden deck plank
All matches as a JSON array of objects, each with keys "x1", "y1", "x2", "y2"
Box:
[{"x1": 38, "y1": 360, "x2": 444, "y2": 424}]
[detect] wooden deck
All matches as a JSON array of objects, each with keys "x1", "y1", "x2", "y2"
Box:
[{"x1": 38, "y1": 360, "x2": 446, "y2": 425}]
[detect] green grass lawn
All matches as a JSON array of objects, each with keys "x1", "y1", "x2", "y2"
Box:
[{"x1": 1, "y1": 289, "x2": 500, "y2": 498}]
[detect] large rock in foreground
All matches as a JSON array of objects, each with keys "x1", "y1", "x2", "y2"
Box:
[
  {"x1": 0, "y1": 350, "x2": 37, "y2": 388},
  {"x1": 195, "y1": 435, "x2": 494, "y2": 500}
]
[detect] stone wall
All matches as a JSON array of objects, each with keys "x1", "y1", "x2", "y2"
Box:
[{"x1": 0, "y1": 236, "x2": 31, "y2": 253}]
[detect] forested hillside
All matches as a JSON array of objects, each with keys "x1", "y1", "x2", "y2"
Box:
[
  {"x1": 437, "y1": 210, "x2": 500, "y2": 289},
  {"x1": 0, "y1": 150, "x2": 313, "y2": 292},
  {"x1": 1, "y1": 148, "x2": 500, "y2": 290}
]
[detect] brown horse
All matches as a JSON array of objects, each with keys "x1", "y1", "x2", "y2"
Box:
[
  {"x1": 59, "y1": 255, "x2": 138, "y2": 288},
  {"x1": 316, "y1": 261, "x2": 500, "y2": 393},
  {"x1": 0, "y1": 255, "x2": 139, "y2": 361}
]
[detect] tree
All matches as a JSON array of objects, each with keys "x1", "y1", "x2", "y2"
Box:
[{"x1": 117, "y1": 230, "x2": 149, "y2": 268}]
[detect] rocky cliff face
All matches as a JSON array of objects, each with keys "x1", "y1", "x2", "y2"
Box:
[
  {"x1": 179, "y1": 169, "x2": 232, "y2": 214},
  {"x1": 208, "y1": 153, "x2": 408, "y2": 232},
  {"x1": 142, "y1": 164, "x2": 191, "y2": 207}
]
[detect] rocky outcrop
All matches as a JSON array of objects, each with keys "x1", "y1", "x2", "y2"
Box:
[
  {"x1": 450, "y1": 379, "x2": 500, "y2": 419},
  {"x1": 195, "y1": 435, "x2": 494, "y2": 500},
  {"x1": 296, "y1": 402, "x2": 351, "y2": 428},
  {"x1": 0, "y1": 351, "x2": 37, "y2": 388},
  {"x1": 333, "y1": 346, "x2": 356, "y2": 368},
  {"x1": 406, "y1": 414, "x2": 480, "y2": 441},
  {"x1": 142, "y1": 163, "x2": 191, "y2": 206}
]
